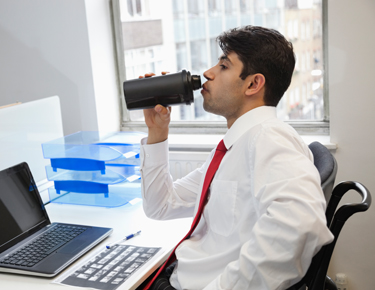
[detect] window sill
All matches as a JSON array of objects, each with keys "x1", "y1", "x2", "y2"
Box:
[
  {"x1": 167, "y1": 134, "x2": 336, "y2": 152},
  {"x1": 122, "y1": 120, "x2": 330, "y2": 136},
  {"x1": 122, "y1": 121, "x2": 335, "y2": 151}
]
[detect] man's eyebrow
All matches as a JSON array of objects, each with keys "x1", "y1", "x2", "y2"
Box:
[{"x1": 218, "y1": 55, "x2": 232, "y2": 64}]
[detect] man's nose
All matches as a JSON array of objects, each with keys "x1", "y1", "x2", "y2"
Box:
[{"x1": 203, "y1": 67, "x2": 214, "y2": 81}]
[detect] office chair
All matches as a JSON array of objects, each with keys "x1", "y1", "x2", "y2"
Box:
[
  {"x1": 295, "y1": 141, "x2": 337, "y2": 290},
  {"x1": 286, "y1": 141, "x2": 371, "y2": 290},
  {"x1": 290, "y1": 181, "x2": 372, "y2": 290}
]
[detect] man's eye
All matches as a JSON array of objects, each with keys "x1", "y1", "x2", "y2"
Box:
[{"x1": 220, "y1": 65, "x2": 227, "y2": 69}]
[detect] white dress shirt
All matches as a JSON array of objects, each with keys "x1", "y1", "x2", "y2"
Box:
[{"x1": 140, "y1": 106, "x2": 334, "y2": 290}]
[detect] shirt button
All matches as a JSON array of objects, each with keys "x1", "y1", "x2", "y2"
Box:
[{"x1": 146, "y1": 154, "x2": 150, "y2": 158}]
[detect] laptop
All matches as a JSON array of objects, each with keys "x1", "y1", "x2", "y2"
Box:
[{"x1": 0, "y1": 162, "x2": 113, "y2": 277}]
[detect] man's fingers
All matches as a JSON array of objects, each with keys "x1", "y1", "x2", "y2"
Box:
[
  {"x1": 139, "y1": 72, "x2": 168, "y2": 79},
  {"x1": 139, "y1": 72, "x2": 155, "y2": 79},
  {"x1": 155, "y1": 105, "x2": 171, "y2": 117}
]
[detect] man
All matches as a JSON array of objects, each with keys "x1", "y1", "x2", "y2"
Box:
[{"x1": 139, "y1": 26, "x2": 333, "y2": 289}]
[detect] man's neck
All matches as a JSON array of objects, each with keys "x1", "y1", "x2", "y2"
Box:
[{"x1": 226, "y1": 103, "x2": 266, "y2": 129}]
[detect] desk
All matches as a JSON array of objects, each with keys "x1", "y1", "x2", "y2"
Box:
[{"x1": 0, "y1": 198, "x2": 191, "y2": 290}]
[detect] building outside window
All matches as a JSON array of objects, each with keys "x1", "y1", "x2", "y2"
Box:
[{"x1": 114, "y1": 0, "x2": 327, "y2": 134}]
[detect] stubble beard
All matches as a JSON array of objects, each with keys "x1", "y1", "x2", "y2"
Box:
[{"x1": 202, "y1": 96, "x2": 227, "y2": 117}]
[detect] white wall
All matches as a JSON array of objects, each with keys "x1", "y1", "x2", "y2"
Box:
[
  {"x1": 328, "y1": 0, "x2": 375, "y2": 289},
  {"x1": 84, "y1": 0, "x2": 121, "y2": 132},
  {"x1": 0, "y1": 0, "x2": 121, "y2": 135}
]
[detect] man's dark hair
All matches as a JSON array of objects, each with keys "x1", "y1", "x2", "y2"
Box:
[{"x1": 217, "y1": 25, "x2": 295, "y2": 106}]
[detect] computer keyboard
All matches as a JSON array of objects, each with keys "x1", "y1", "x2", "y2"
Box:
[{"x1": 0, "y1": 224, "x2": 87, "y2": 267}]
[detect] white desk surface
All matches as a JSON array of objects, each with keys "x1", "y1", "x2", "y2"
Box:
[{"x1": 0, "y1": 198, "x2": 192, "y2": 290}]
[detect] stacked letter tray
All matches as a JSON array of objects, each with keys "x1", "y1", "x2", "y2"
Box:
[{"x1": 42, "y1": 131, "x2": 146, "y2": 207}]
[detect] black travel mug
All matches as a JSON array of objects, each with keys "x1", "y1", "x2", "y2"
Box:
[{"x1": 123, "y1": 70, "x2": 201, "y2": 110}]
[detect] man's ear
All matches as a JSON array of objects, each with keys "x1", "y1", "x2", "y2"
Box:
[{"x1": 245, "y1": 74, "x2": 265, "y2": 96}]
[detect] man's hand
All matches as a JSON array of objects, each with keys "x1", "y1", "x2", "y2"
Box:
[{"x1": 140, "y1": 72, "x2": 171, "y2": 144}]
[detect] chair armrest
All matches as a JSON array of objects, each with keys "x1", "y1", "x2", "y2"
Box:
[{"x1": 326, "y1": 181, "x2": 371, "y2": 226}]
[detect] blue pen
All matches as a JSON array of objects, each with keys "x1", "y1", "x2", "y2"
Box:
[
  {"x1": 106, "y1": 230, "x2": 142, "y2": 249},
  {"x1": 124, "y1": 230, "x2": 142, "y2": 240}
]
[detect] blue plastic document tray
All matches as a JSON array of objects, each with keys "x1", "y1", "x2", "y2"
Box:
[
  {"x1": 45, "y1": 165, "x2": 141, "y2": 185},
  {"x1": 48, "y1": 183, "x2": 142, "y2": 208},
  {"x1": 42, "y1": 131, "x2": 146, "y2": 171},
  {"x1": 42, "y1": 131, "x2": 146, "y2": 207}
]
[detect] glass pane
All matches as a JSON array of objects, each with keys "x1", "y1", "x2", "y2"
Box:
[{"x1": 119, "y1": 0, "x2": 324, "y2": 122}]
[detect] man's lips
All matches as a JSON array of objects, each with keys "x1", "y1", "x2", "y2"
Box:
[{"x1": 202, "y1": 84, "x2": 208, "y2": 92}]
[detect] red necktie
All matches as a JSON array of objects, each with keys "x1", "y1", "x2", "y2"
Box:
[{"x1": 143, "y1": 140, "x2": 227, "y2": 289}]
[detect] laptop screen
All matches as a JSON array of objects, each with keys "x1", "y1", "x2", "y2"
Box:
[{"x1": 0, "y1": 163, "x2": 49, "y2": 251}]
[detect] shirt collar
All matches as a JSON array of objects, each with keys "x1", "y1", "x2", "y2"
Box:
[{"x1": 223, "y1": 106, "x2": 277, "y2": 150}]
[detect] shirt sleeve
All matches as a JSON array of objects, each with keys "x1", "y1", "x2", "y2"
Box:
[
  {"x1": 204, "y1": 126, "x2": 334, "y2": 290},
  {"x1": 140, "y1": 137, "x2": 207, "y2": 220}
]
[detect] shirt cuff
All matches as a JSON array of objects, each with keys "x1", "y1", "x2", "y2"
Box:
[{"x1": 140, "y1": 137, "x2": 169, "y2": 167}]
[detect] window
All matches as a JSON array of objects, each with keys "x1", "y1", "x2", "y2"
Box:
[{"x1": 112, "y1": 0, "x2": 328, "y2": 134}]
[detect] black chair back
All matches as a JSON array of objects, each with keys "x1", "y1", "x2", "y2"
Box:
[
  {"x1": 308, "y1": 141, "x2": 338, "y2": 203},
  {"x1": 287, "y1": 141, "x2": 338, "y2": 290}
]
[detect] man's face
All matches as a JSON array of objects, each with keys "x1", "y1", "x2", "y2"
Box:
[{"x1": 201, "y1": 52, "x2": 249, "y2": 126}]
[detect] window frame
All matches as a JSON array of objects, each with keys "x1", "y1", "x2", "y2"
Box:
[{"x1": 111, "y1": 0, "x2": 329, "y2": 135}]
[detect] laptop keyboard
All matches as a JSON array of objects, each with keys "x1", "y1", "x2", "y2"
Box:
[{"x1": 0, "y1": 224, "x2": 87, "y2": 267}]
